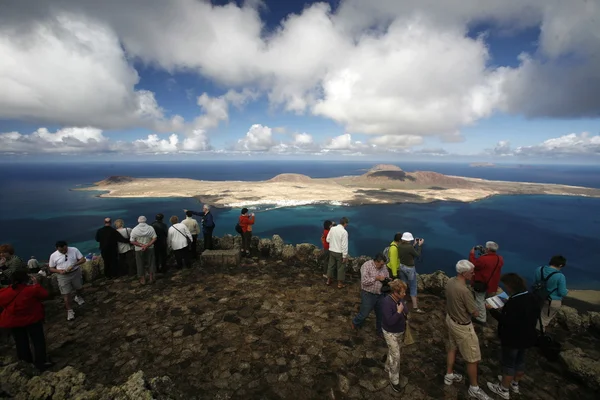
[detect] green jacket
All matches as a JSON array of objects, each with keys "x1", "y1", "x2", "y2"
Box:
[
  {"x1": 2, "y1": 256, "x2": 27, "y2": 281},
  {"x1": 398, "y1": 242, "x2": 422, "y2": 267}
]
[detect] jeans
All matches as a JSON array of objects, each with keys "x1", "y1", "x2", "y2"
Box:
[
  {"x1": 327, "y1": 251, "x2": 345, "y2": 281},
  {"x1": 11, "y1": 321, "x2": 47, "y2": 368},
  {"x1": 399, "y1": 265, "x2": 418, "y2": 297},
  {"x1": 473, "y1": 291, "x2": 487, "y2": 323},
  {"x1": 352, "y1": 290, "x2": 384, "y2": 334},
  {"x1": 501, "y1": 347, "x2": 526, "y2": 376}
]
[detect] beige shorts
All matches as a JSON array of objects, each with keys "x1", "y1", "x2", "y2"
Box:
[
  {"x1": 57, "y1": 268, "x2": 83, "y2": 295},
  {"x1": 446, "y1": 314, "x2": 481, "y2": 363},
  {"x1": 539, "y1": 300, "x2": 561, "y2": 329}
]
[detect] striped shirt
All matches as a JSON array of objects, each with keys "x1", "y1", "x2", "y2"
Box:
[{"x1": 360, "y1": 260, "x2": 390, "y2": 295}]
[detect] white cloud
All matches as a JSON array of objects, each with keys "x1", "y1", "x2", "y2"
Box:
[
  {"x1": 292, "y1": 133, "x2": 314, "y2": 146},
  {"x1": 515, "y1": 132, "x2": 600, "y2": 157},
  {"x1": 235, "y1": 124, "x2": 275, "y2": 151},
  {"x1": 0, "y1": 127, "x2": 112, "y2": 153},
  {"x1": 491, "y1": 140, "x2": 513, "y2": 156},
  {"x1": 324, "y1": 133, "x2": 356, "y2": 150},
  {"x1": 368, "y1": 135, "x2": 424, "y2": 148}
]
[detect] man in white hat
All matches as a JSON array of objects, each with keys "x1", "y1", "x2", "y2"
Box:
[
  {"x1": 398, "y1": 232, "x2": 425, "y2": 313},
  {"x1": 130, "y1": 216, "x2": 157, "y2": 285}
]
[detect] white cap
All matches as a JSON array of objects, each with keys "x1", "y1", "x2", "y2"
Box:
[
  {"x1": 486, "y1": 241, "x2": 499, "y2": 251},
  {"x1": 456, "y1": 259, "x2": 475, "y2": 274},
  {"x1": 138, "y1": 216, "x2": 147, "y2": 223},
  {"x1": 401, "y1": 232, "x2": 414, "y2": 241}
]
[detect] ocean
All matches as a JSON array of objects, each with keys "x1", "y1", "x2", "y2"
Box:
[{"x1": 1, "y1": 160, "x2": 599, "y2": 289}]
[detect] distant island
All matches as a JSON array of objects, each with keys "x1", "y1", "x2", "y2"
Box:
[
  {"x1": 469, "y1": 162, "x2": 496, "y2": 167},
  {"x1": 78, "y1": 164, "x2": 600, "y2": 208}
]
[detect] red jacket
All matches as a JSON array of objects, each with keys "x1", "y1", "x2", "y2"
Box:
[
  {"x1": 0, "y1": 284, "x2": 48, "y2": 328},
  {"x1": 321, "y1": 229, "x2": 330, "y2": 250},
  {"x1": 239, "y1": 214, "x2": 255, "y2": 233},
  {"x1": 469, "y1": 251, "x2": 504, "y2": 294}
]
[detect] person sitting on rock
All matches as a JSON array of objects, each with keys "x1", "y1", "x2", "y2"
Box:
[
  {"x1": 486, "y1": 273, "x2": 540, "y2": 399},
  {"x1": 351, "y1": 253, "x2": 389, "y2": 336},
  {"x1": 27, "y1": 256, "x2": 40, "y2": 272},
  {"x1": 0, "y1": 244, "x2": 27, "y2": 285},
  {"x1": 319, "y1": 220, "x2": 334, "y2": 279},
  {"x1": 444, "y1": 260, "x2": 492, "y2": 400},
  {"x1": 167, "y1": 216, "x2": 193, "y2": 269},
  {"x1": 0, "y1": 270, "x2": 51, "y2": 370},
  {"x1": 326, "y1": 217, "x2": 349, "y2": 289},
  {"x1": 130, "y1": 216, "x2": 158, "y2": 285},
  {"x1": 469, "y1": 241, "x2": 504, "y2": 324},
  {"x1": 114, "y1": 219, "x2": 136, "y2": 276},
  {"x1": 238, "y1": 208, "x2": 255, "y2": 257},
  {"x1": 381, "y1": 279, "x2": 409, "y2": 392},
  {"x1": 533, "y1": 255, "x2": 568, "y2": 331},
  {"x1": 398, "y1": 232, "x2": 425, "y2": 313},
  {"x1": 48, "y1": 241, "x2": 86, "y2": 321},
  {"x1": 182, "y1": 211, "x2": 201, "y2": 259}
]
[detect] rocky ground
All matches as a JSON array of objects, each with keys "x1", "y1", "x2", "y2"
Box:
[{"x1": 1, "y1": 245, "x2": 599, "y2": 399}]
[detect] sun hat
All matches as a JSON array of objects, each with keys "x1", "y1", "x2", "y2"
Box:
[{"x1": 401, "y1": 232, "x2": 414, "y2": 241}]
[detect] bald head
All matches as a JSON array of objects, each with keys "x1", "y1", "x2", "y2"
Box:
[{"x1": 104, "y1": 217, "x2": 111, "y2": 226}]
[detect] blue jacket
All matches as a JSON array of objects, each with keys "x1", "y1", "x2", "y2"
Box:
[
  {"x1": 533, "y1": 265, "x2": 568, "y2": 300},
  {"x1": 202, "y1": 212, "x2": 215, "y2": 234}
]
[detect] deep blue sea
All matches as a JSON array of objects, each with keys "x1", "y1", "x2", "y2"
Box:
[{"x1": 1, "y1": 160, "x2": 599, "y2": 289}]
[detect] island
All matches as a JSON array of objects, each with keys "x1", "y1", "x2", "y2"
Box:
[{"x1": 77, "y1": 164, "x2": 600, "y2": 208}]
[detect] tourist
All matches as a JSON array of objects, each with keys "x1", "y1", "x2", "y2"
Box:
[
  {"x1": 182, "y1": 211, "x2": 200, "y2": 259},
  {"x1": 48, "y1": 241, "x2": 86, "y2": 321},
  {"x1": 0, "y1": 270, "x2": 50, "y2": 370},
  {"x1": 398, "y1": 232, "x2": 425, "y2": 313},
  {"x1": 95, "y1": 217, "x2": 130, "y2": 279},
  {"x1": 184, "y1": 206, "x2": 215, "y2": 250},
  {"x1": 486, "y1": 273, "x2": 540, "y2": 399},
  {"x1": 168, "y1": 216, "x2": 193, "y2": 269},
  {"x1": 469, "y1": 241, "x2": 504, "y2": 324},
  {"x1": 239, "y1": 208, "x2": 255, "y2": 257},
  {"x1": 533, "y1": 255, "x2": 568, "y2": 330},
  {"x1": 151, "y1": 214, "x2": 169, "y2": 272},
  {"x1": 326, "y1": 217, "x2": 349, "y2": 289},
  {"x1": 319, "y1": 220, "x2": 334, "y2": 279},
  {"x1": 27, "y1": 256, "x2": 40, "y2": 272},
  {"x1": 130, "y1": 216, "x2": 157, "y2": 285},
  {"x1": 351, "y1": 253, "x2": 389, "y2": 336},
  {"x1": 0, "y1": 244, "x2": 27, "y2": 285},
  {"x1": 386, "y1": 233, "x2": 401, "y2": 279},
  {"x1": 114, "y1": 219, "x2": 136, "y2": 276},
  {"x1": 444, "y1": 260, "x2": 491, "y2": 400},
  {"x1": 381, "y1": 279, "x2": 409, "y2": 393}
]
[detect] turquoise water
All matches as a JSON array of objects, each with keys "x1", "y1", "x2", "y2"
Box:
[{"x1": 1, "y1": 161, "x2": 599, "y2": 289}]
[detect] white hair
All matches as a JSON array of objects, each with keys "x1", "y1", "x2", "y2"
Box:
[
  {"x1": 138, "y1": 216, "x2": 147, "y2": 223},
  {"x1": 486, "y1": 241, "x2": 499, "y2": 251},
  {"x1": 456, "y1": 259, "x2": 475, "y2": 274},
  {"x1": 203, "y1": 205, "x2": 210, "y2": 210}
]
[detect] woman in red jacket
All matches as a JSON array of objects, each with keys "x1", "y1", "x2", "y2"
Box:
[
  {"x1": 238, "y1": 208, "x2": 255, "y2": 257},
  {"x1": 0, "y1": 270, "x2": 49, "y2": 369}
]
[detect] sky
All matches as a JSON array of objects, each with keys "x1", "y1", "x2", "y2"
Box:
[{"x1": 1, "y1": 0, "x2": 599, "y2": 163}]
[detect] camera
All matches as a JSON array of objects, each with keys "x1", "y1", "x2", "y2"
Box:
[
  {"x1": 381, "y1": 277, "x2": 392, "y2": 294},
  {"x1": 474, "y1": 245, "x2": 486, "y2": 255}
]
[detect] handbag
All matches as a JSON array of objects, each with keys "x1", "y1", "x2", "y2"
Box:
[
  {"x1": 172, "y1": 225, "x2": 192, "y2": 247},
  {"x1": 473, "y1": 256, "x2": 500, "y2": 293},
  {"x1": 403, "y1": 321, "x2": 415, "y2": 346}
]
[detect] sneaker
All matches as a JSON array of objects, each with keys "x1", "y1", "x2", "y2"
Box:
[
  {"x1": 468, "y1": 387, "x2": 492, "y2": 400},
  {"x1": 390, "y1": 380, "x2": 402, "y2": 393},
  {"x1": 413, "y1": 308, "x2": 425, "y2": 314},
  {"x1": 444, "y1": 373, "x2": 464, "y2": 385},
  {"x1": 74, "y1": 295, "x2": 85, "y2": 306},
  {"x1": 322, "y1": 274, "x2": 328, "y2": 279},
  {"x1": 67, "y1": 310, "x2": 75, "y2": 321},
  {"x1": 497, "y1": 376, "x2": 520, "y2": 394},
  {"x1": 487, "y1": 382, "x2": 510, "y2": 399}
]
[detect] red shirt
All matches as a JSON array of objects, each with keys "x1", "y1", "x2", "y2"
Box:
[
  {"x1": 469, "y1": 251, "x2": 504, "y2": 294},
  {"x1": 238, "y1": 214, "x2": 255, "y2": 233},
  {"x1": 0, "y1": 284, "x2": 48, "y2": 328},
  {"x1": 321, "y1": 229, "x2": 330, "y2": 250}
]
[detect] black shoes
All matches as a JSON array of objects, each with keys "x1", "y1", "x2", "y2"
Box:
[{"x1": 390, "y1": 380, "x2": 402, "y2": 392}]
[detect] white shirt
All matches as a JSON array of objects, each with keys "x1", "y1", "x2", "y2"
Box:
[
  {"x1": 116, "y1": 228, "x2": 134, "y2": 254},
  {"x1": 168, "y1": 223, "x2": 193, "y2": 251},
  {"x1": 182, "y1": 217, "x2": 200, "y2": 235},
  {"x1": 27, "y1": 258, "x2": 39, "y2": 269},
  {"x1": 49, "y1": 247, "x2": 84, "y2": 272},
  {"x1": 326, "y1": 224, "x2": 349, "y2": 257}
]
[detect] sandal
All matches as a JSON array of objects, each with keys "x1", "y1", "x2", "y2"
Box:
[
  {"x1": 338, "y1": 283, "x2": 347, "y2": 289},
  {"x1": 326, "y1": 279, "x2": 332, "y2": 286}
]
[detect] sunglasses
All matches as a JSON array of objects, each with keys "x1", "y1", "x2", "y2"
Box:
[{"x1": 65, "y1": 254, "x2": 68, "y2": 261}]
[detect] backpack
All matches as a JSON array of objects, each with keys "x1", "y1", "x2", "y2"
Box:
[
  {"x1": 382, "y1": 243, "x2": 397, "y2": 263},
  {"x1": 531, "y1": 266, "x2": 560, "y2": 306},
  {"x1": 235, "y1": 223, "x2": 243, "y2": 234}
]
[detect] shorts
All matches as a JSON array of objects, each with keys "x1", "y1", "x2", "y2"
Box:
[
  {"x1": 399, "y1": 265, "x2": 418, "y2": 297},
  {"x1": 446, "y1": 314, "x2": 481, "y2": 363},
  {"x1": 57, "y1": 268, "x2": 83, "y2": 295},
  {"x1": 501, "y1": 347, "x2": 526, "y2": 376},
  {"x1": 538, "y1": 300, "x2": 561, "y2": 329}
]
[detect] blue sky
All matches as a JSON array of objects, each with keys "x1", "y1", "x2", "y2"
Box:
[{"x1": 0, "y1": 0, "x2": 599, "y2": 162}]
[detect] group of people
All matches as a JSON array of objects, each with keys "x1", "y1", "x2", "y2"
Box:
[
  {"x1": 344, "y1": 230, "x2": 569, "y2": 399},
  {"x1": 1, "y1": 211, "x2": 571, "y2": 398}
]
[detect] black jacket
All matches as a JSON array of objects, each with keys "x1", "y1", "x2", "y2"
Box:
[
  {"x1": 151, "y1": 221, "x2": 169, "y2": 244},
  {"x1": 95, "y1": 226, "x2": 129, "y2": 252},
  {"x1": 489, "y1": 291, "x2": 540, "y2": 349}
]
